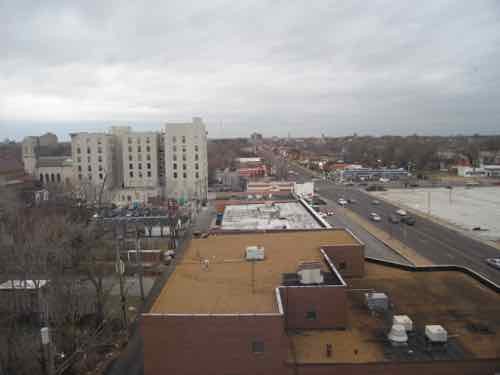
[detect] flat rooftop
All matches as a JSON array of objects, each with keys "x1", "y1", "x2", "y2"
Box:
[
  {"x1": 290, "y1": 262, "x2": 500, "y2": 363},
  {"x1": 221, "y1": 201, "x2": 321, "y2": 231},
  {"x1": 150, "y1": 230, "x2": 357, "y2": 314}
]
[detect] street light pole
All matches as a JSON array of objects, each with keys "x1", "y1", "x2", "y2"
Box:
[{"x1": 115, "y1": 232, "x2": 128, "y2": 330}]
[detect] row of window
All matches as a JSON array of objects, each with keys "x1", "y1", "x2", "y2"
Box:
[
  {"x1": 77, "y1": 173, "x2": 105, "y2": 181},
  {"x1": 129, "y1": 154, "x2": 151, "y2": 161},
  {"x1": 128, "y1": 137, "x2": 151, "y2": 144},
  {"x1": 40, "y1": 173, "x2": 61, "y2": 183},
  {"x1": 129, "y1": 163, "x2": 152, "y2": 170},
  {"x1": 128, "y1": 145, "x2": 151, "y2": 153},
  {"x1": 173, "y1": 153, "x2": 199, "y2": 161},
  {"x1": 129, "y1": 171, "x2": 153, "y2": 178},
  {"x1": 172, "y1": 163, "x2": 199, "y2": 170},
  {"x1": 78, "y1": 164, "x2": 105, "y2": 172},
  {"x1": 76, "y1": 146, "x2": 104, "y2": 154},
  {"x1": 173, "y1": 172, "x2": 200, "y2": 179},
  {"x1": 172, "y1": 145, "x2": 198, "y2": 152},
  {"x1": 77, "y1": 156, "x2": 103, "y2": 163}
]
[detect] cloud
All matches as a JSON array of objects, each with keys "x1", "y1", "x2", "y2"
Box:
[{"x1": 1, "y1": 0, "x2": 500, "y2": 139}]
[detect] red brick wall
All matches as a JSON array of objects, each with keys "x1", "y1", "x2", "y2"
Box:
[
  {"x1": 322, "y1": 245, "x2": 364, "y2": 278},
  {"x1": 142, "y1": 314, "x2": 290, "y2": 375},
  {"x1": 280, "y1": 286, "x2": 347, "y2": 330},
  {"x1": 292, "y1": 359, "x2": 500, "y2": 375}
]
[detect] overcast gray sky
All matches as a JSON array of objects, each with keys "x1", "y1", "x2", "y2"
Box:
[{"x1": 1, "y1": 0, "x2": 500, "y2": 140}]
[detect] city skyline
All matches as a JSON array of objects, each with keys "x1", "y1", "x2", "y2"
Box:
[{"x1": 2, "y1": 1, "x2": 500, "y2": 139}]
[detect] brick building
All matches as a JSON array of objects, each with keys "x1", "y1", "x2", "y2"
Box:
[{"x1": 141, "y1": 230, "x2": 500, "y2": 375}]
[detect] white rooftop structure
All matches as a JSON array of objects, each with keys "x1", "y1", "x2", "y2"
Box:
[
  {"x1": 221, "y1": 202, "x2": 321, "y2": 231},
  {"x1": 0, "y1": 280, "x2": 49, "y2": 290}
]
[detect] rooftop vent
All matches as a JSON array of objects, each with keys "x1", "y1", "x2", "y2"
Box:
[
  {"x1": 393, "y1": 315, "x2": 413, "y2": 332},
  {"x1": 365, "y1": 292, "x2": 389, "y2": 312},
  {"x1": 297, "y1": 261, "x2": 324, "y2": 284},
  {"x1": 388, "y1": 324, "x2": 408, "y2": 346},
  {"x1": 245, "y1": 246, "x2": 265, "y2": 261},
  {"x1": 425, "y1": 325, "x2": 447, "y2": 343}
]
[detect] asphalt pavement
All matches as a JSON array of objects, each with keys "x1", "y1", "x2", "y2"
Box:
[{"x1": 315, "y1": 181, "x2": 500, "y2": 284}]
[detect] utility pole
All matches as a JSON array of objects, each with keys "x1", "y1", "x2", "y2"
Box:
[
  {"x1": 40, "y1": 327, "x2": 54, "y2": 375},
  {"x1": 135, "y1": 228, "x2": 145, "y2": 302},
  {"x1": 115, "y1": 231, "x2": 128, "y2": 330}
]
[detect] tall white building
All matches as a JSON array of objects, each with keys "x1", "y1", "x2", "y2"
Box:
[
  {"x1": 163, "y1": 117, "x2": 208, "y2": 200},
  {"x1": 22, "y1": 117, "x2": 208, "y2": 205}
]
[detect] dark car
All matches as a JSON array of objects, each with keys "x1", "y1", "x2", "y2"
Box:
[
  {"x1": 402, "y1": 216, "x2": 416, "y2": 225},
  {"x1": 347, "y1": 198, "x2": 357, "y2": 204},
  {"x1": 388, "y1": 214, "x2": 400, "y2": 224}
]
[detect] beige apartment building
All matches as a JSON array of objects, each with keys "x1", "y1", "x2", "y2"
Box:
[{"x1": 22, "y1": 118, "x2": 208, "y2": 205}]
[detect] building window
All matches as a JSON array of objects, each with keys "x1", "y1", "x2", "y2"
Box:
[
  {"x1": 99, "y1": 173, "x2": 103, "y2": 180},
  {"x1": 173, "y1": 154, "x2": 177, "y2": 161},
  {"x1": 128, "y1": 146, "x2": 132, "y2": 153},
  {"x1": 146, "y1": 146, "x2": 151, "y2": 152},
  {"x1": 40, "y1": 174, "x2": 43, "y2": 181},
  {"x1": 129, "y1": 171, "x2": 134, "y2": 178},
  {"x1": 98, "y1": 165, "x2": 103, "y2": 171},
  {"x1": 182, "y1": 154, "x2": 186, "y2": 161},
  {"x1": 77, "y1": 156, "x2": 81, "y2": 162},
  {"x1": 77, "y1": 147, "x2": 81, "y2": 154},
  {"x1": 138, "y1": 154, "x2": 142, "y2": 161},
  {"x1": 173, "y1": 172, "x2": 178, "y2": 178},
  {"x1": 138, "y1": 146, "x2": 141, "y2": 153},
  {"x1": 147, "y1": 154, "x2": 151, "y2": 161},
  {"x1": 98, "y1": 156, "x2": 102, "y2": 162},
  {"x1": 306, "y1": 310, "x2": 317, "y2": 320},
  {"x1": 45, "y1": 173, "x2": 49, "y2": 182},
  {"x1": 97, "y1": 147, "x2": 102, "y2": 154},
  {"x1": 147, "y1": 171, "x2": 151, "y2": 177},
  {"x1": 138, "y1": 163, "x2": 142, "y2": 170},
  {"x1": 183, "y1": 164, "x2": 187, "y2": 170},
  {"x1": 138, "y1": 171, "x2": 143, "y2": 178},
  {"x1": 173, "y1": 145, "x2": 177, "y2": 152},
  {"x1": 97, "y1": 138, "x2": 102, "y2": 145},
  {"x1": 129, "y1": 163, "x2": 133, "y2": 170},
  {"x1": 195, "y1": 163, "x2": 199, "y2": 170},
  {"x1": 195, "y1": 172, "x2": 199, "y2": 179},
  {"x1": 88, "y1": 174, "x2": 92, "y2": 180},
  {"x1": 182, "y1": 136, "x2": 186, "y2": 143},
  {"x1": 147, "y1": 163, "x2": 151, "y2": 169},
  {"x1": 252, "y1": 341, "x2": 264, "y2": 354},
  {"x1": 87, "y1": 147, "x2": 91, "y2": 154},
  {"x1": 78, "y1": 165, "x2": 82, "y2": 172},
  {"x1": 129, "y1": 155, "x2": 133, "y2": 161},
  {"x1": 146, "y1": 137, "x2": 150, "y2": 143},
  {"x1": 195, "y1": 154, "x2": 199, "y2": 161},
  {"x1": 78, "y1": 174, "x2": 82, "y2": 180},
  {"x1": 194, "y1": 145, "x2": 199, "y2": 152},
  {"x1": 172, "y1": 136, "x2": 176, "y2": 143},
  {"x1": 173, "y1": 163, "x2": 177, "y2": 170},
  {"x1": 88, "y1": 165, "x2": 92, "y2": 172},
  {"x1": 183, "y1": 172, "x2": 187, "y2": 178},
  {"x1": 87, "y1": 156, "x2": 91, "y2": 163},
  {"x1": 182, "y1": 146, "x2": 186, "y2": 153}
]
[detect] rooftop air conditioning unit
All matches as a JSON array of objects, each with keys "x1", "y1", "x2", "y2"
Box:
[
  {"x1": 297, "y1": 261, "x2": 324, "y2": 284},
  {"x1": 246, "y1": 246, "x2": 265, "y2": 261},
  {"x1": 393, "y1": 315, "x2": 413, "y2": 332},
  {"x1": 387, "y1": 324, "x2": 408, "y2": 346},
  {"x1": 425, "y1": 325, "x2": 447, "y2": 343},
  {"x1": 365, "y1": 292, "x2": 389, "y2": 311}
]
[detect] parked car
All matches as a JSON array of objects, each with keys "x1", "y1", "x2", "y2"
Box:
[
  {"x1": 370, "y1": 213, "x2": 381, "y2": 222},
  {"x1": 396, "y1": 209, "x2": 407, "y2": 216},
  {"x1": 485, "y1": 258, "x2": 500, "y2": 270},
  {"x1": 372, "y1": 200, "x2": 380, "y2": 205},
  {"x1": 402, "y1": 216, "x2": 416, "y2": 225},
  {"x1": 347, "y1": 198, "x2": 357, "y2": 204},
  {"x1": 337, "y1": 198, "x2": 347, "y2": 206},
  {"x1": 389, "y1": 214, "x2": 400, "y2": 224}
]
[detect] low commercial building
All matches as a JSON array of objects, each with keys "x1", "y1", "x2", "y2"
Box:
[{"x1": 142, "y1": 230, "x2": 500, "y2": 375}]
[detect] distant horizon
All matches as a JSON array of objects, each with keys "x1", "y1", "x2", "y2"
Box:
[{"x1": 2, "y1": 1, "x2": 500, "y2": 141}]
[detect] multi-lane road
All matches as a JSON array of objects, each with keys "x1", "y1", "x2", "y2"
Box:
[{"x1": 290, "y1": 164, "x2": 500, "y2": 284}]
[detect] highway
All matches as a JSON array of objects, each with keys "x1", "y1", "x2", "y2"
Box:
[{"x1": 290, "y1": 164, "x2": 500, "y2": 285}]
